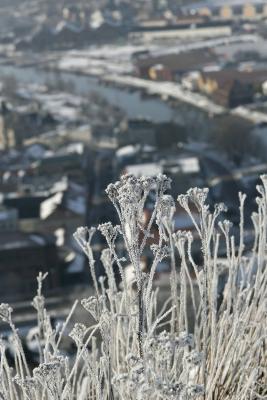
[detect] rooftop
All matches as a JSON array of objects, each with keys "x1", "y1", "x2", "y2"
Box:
[
  {"x1": 0, "y1": 231, "x2": 54, "y2": 251},
  {"x1": 201, "y1": 68, "x2": 267, "y2": 85},
  {"x1": 136, "y1": 49, "x2": 218, "y2": 72},
  {"x1": 182, "y1": 0, "x2": 265, "y2": 11}
]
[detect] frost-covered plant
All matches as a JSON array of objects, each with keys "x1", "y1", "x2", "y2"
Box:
[{"x1": 0, "y1": 173, "x2": 266, "y2": 400}]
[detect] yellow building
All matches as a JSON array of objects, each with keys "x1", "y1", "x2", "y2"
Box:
[
  {"x1": 197, "y1": 74, "x2": 218, "y2": 95},
  {"x1": 189, "y1": 1, "x2": 266, "y2": 20},
  {"x1": 243, "y1": 4, "x2": 256, "y2": 18},
  {"x1": 220, "y1": 5, "x2": 233, "y2": 19},
  {"x1": 199, "y1": 7, "x2": 212, "y2": 17}
]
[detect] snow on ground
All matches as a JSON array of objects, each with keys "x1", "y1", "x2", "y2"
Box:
[
  {"x1": 58, "y1": 54, "x2": 134, "y2": 76},
  {"x1": 54, "y1": 35, "x2": 259, "y2": 77}
]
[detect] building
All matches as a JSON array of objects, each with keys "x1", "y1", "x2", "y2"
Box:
[
  {"x1": 197, "y1": 69, "x2": 267, "y2": 107},
  {"x1": 2, "y1": 177, "x2": 86, "y2": 244},
  {"x1": 182, "y1": 1, "x2": 267, "y2": 20},
  {"x1": 117, "y1": 119, "x2": 187, "y2": 148},
  {"x1": 0, "y1": 102, "x2": 56, "y2": 150},
  {"x1": 129, "y1": 21, "x2": 232, "y2": 41},
  {"x1": 0, "y1": 231, "x2": 61, "y2": 301},
  {"x1": 135, "y1": 49, "x2": 218, "y2": 81}
]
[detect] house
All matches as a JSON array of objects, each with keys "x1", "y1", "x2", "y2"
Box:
[
  {"x1": 197, "y1": 69, "x2": 267, "y2": 108},
  {"x1": 2, "y1": 177, "x2": 86, "y2": 245},
  {"x1": 182, "y1": 1, "x2": 267, "y2": 20},
  {"x1": 16, "y1": 21, "x2": 124, "y2": 51},
  {"x1": 34, "y1": 153, "x2": 83, "y2": 177},
  {"x1": 129, "y1": 21, "x2": 232, "y2": 41},
  {"x1": 135, "y1": 49, "x2": 218, "y2": 81},
  {"x1": 0, "y1": 102, "x2": 57, "y2": 150}
]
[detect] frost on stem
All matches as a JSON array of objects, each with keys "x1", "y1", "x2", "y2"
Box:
[
  {"x1": 0, "y1": 303, "x2": 13, "y2": 324},
  {"x1": 0, "y1": 174, "x2": 266, "y2": 400},
  {"x1": 69, "y1": 323, "x2": 87, "y2": 347},
  {"x1": 81, "y1": 296, "x2": 99, "y2": 320}
]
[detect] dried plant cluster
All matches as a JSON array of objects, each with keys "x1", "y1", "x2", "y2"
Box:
[{"x1": 0, "y1": 174, "x2": 266, "y2": 400}]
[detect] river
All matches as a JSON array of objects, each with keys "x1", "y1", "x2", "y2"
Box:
[{"x1": 0, "y1": 63, "x2": 180, "y2": 123}]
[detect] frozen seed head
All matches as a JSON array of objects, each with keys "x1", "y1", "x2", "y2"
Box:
[
  {"x1": 98, "y1": 222, "x2": 121, "y2": 243},
  {"x1": 177, "y1": 193, "x2": 189, "y2": 209},
  {"x1": 187, "y1": 187, "x2": 209, "y2": 210},
  {"x1": 105, "y1": 183, "x2": 119, "y2": 202},
  {"x1": 156, "y1": 381, "x2": 185, "y2": 398},
  {"x1": 156, "y1": 174, "x2": 172, "y2": 193},
  {"x1": 117, "y1": 180, "x2": 142, "y2": 206},
  {"x1": 219, "y1": 219, "x2": 233, "y2": 234},
  {"x1": 13, "y1": 376, "x2": 38, "y2": 392},
  {"x1": 157, "y1": 194, "x2": 175, "y2": 222},
  {"x1": 33, "y1": 361, "x2": 61, "y2": 382},
  {"x1": 121, "y1": 173, "x2": 137, "y2": 184},
  {"x1": 144, "y1": 337, "x2": 156, "y2": 352},
  {"x1": 187, "y1": 384, "x2": 205, "y2": 398},
  {"x1": 173, "y1": 230, "x2": 191, "y2": 249},
  {"x1": 81, "y1": 296, "x2": 98, "y2": 319},
  {"x1": 126, "y1": 353, "x2": 141, "y2": 367},
  {"x1": 150, "y1": 244, "x2": 170, "y2": 261},
  {"x1": 157, "y1": 330, "x2": 171, "y2": 344},
  {"x1": 73, "y1": 226, "x2": 88, "y2": 246},
  {"x1": 176, "y1": 332, "x2": 194, "y2": 347},
  {"x1": 183, "y1": 350, "x2": 203, "y2": 367},
  {"x1": 0, "y1": 303, "x2": 13, "y2": 323},
  {"x1": 137, "y1": 383, "x2": 153, "y2": 399},
  {"x1": 112, "y1": 373, "x2": 129, "y2": 384},
  {"x1": 129, "y1": 363, "x2": 145, "y2": 383},
  {"x1": 73, "y1": 226, "x2": 96, "y2": 250},
  {"x1": 69, "y1": 323, "x2": 87, "y2": 346},
  {"x1": 99, "y1": 312, "x2": 111, "y2": 333},
  {"x1": 214, "y1": 202, "x2": 227, "y2": 214},
  {"x1": 140, "y1": 176, "x2": 157, "y2": 191}
]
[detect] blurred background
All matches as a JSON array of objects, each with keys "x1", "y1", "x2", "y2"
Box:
[{"x1": 0, "y1": 0, "x2": 267, "y2": 344}]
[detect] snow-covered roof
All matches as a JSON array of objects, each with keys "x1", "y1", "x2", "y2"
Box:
[
  {"x1": 125, "y1": 163, "x2": 163, "y2": 177},
  {"x1": 116, "y1": 145, "x2": 139, "y2": 158},
  {"x1": 183, "y1": 0, "x2": 264, "y2": 11},
  {"x1": 179, "y1": 157, "x2": 200, "y2": 173}
]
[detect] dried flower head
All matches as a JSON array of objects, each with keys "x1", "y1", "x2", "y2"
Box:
[
  {"x1": 69, "y1": 323, "x2": 87, "y2": 346},
  {"x1": 98, "y1": 222, "x2": 121, "y2": 245},
  {"x1": 0, "y1": 303, "x2": 13, "y2": 323},
  {"x1": 33, "y1": 361, "x2": 61, "y2": 382},
  {"x1": 150, "y1": 244, "x2": 170, "y2": 261},
  {"x1": 81, "y1": 296, "x2": 98, "y2": 320},
  {"x1": 73, "y1": 226, "x2": 96, "y2": 250},
  {"x1": 157, "y1": 194, "x2": 175, "y2": 228},
  {"x1": 187, "y1": 187, "x2": 209, "y2": 207},
  {"x1": 176, "y1": 332, "x2": 194, "y2": 347},
  {"x1": 13, "y1": 375, "x2": 38, "y2": 392},
  {"x1": 187, "y1": 384, "x2": 205, "y2": 398},
  {"x1": 183, "y1": 350, "x2": 203, "y2": 367}
]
